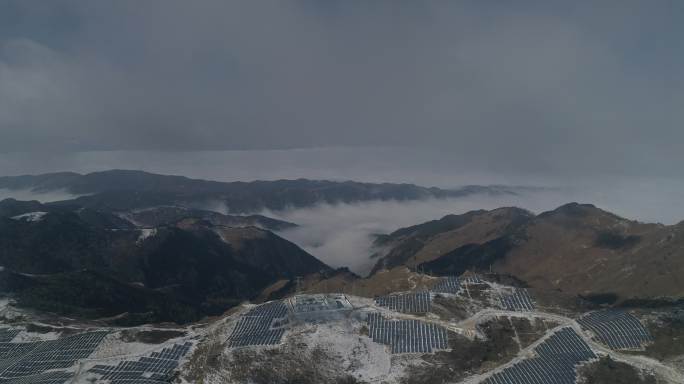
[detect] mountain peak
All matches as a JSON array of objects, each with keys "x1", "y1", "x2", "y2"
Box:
[{"x1": 539, "y1": 202, "x2": 603, "y2": 218}]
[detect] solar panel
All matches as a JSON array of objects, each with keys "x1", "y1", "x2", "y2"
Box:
[
  {"x1": 482, "y1": 327, "x2": 596, "y2": 384},
  {"x1": 0, "y1": 330, "x2": 108, "y2": 384},
  {"x1": 460, "y1": 275, "x2": 483, "y2": 285},
  {"x1": 499, "y1": 288, "x2": 535, "y2": 311},
  {"x1": 432, "y1": 276, "x2": 461, "y2": 294},
  {"x1": 0, "y1": 331, "x2": 108, "y2": 381},
  {"x1": 577, "y1": 310, "x2": 652, "y2": 350},
  {"x1": 375, "y1": 291, "x2": 431, "y2": 313},
  {"x1": 0, "y1": 329, "x2": 19, "y2": 343},
  {"x1": 0, "y1": 371, "x2": 73, "y2": 384},
  {"x1": 88, "y1": 342, "x2": 192, "y2": 384},
  {"x1": 228, "y1": 301, "x2": 289, "y2": 348},
  {"x1": 366, "y1": 312, "x2": 448, "y2": 354}
]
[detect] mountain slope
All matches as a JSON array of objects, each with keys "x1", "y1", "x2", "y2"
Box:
[
  {"x1": 0, "y1": 198, "x2": 45, "y2": 218},
  {"x1": 0, "y1": 209, "x2": 330, "y2": 323},
  {"x1": 370, "y1": 207, "x2": 533, "y2": 273},
  {"x1": 374, "y1": 203, "x2": 684, "y2": 301},
  {"x1": 124, "y1": 206, "x2": 297, "y2": 231},
  {"x1": 0, "y1": 172, "x2": 81, "y2": 191},
  {"x1": 0, "y1": 269, "x2": 201, "y2": 324},
  {"x1": 495, "y1": 203, "x2": 683, "y2": 301}
]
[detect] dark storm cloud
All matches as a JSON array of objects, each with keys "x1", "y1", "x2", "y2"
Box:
[{"x1": 1, "y1": 1, "x2": 683, "y2": 176}]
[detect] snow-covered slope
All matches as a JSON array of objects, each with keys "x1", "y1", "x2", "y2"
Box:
[{"x1": 10, "y1": 211, "x2": 48, "y2": 222}]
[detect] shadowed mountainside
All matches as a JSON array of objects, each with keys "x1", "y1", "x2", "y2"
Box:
[
  {"x1": 0, "y1": 205, "x2": 329, "y2": 324},
  {"x1": 124, "y1": 206, "x2": 297, "y2": 231}
]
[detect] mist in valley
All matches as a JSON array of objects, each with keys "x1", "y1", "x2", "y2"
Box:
[
  {"x1": 0, "y1": 188, "x2": 80, "y2": 204},
  {"x1": 262, "y1": 178, "x2": 684, "y2": 275}
]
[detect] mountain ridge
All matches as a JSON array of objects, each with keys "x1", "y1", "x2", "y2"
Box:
[{"x1": 0, "y1": 169, "x2": 528, "y2": 213}]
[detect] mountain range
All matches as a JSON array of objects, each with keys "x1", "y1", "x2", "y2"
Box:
[{"x1": 0, "y1": 169, "x2": 523, "y2": 212}]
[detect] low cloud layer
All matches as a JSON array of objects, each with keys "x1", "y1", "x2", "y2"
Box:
[
  {"x1": 0, "y1": 188, "x2": 79, "y2": 203},
  {"x1": 266, "y1": 182, "x2": 684, "y2": 275}
]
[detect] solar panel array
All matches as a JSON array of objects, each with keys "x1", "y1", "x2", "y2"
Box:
[
  {"x1": 89, "y1": 342, "x2": 192, "y2": 384},
  {"x1": 375, "y1": 291, "x2": 431, "y2": 313},
  {"x1": 577, "y1": 310, "x2": 652, "y2": 350},
  {"x1": 0, "y1": 342, "x2": 36, "y2": 375},
  {"x1": 0, "y1": 329, "x2": 18, "y2": 343},
  {"x1": 461, "y1": 275, "x2": 483, "y2": 284},
  {"x1": 0, "y1": 371, "x2": 73, "y2": 384},
  {"x1": 432, "y1": 276, "x2": 461, "y2": 294},
  {"x1": 482, "y1": 327, "x2": 596, "y2": 384},
  {"x1": 500, "y1": 288, "x2": 535, "y2": 311},
  {"x1": 228, "y1": 301, "x2": 289, "y2": 347},
  {"x1": 0, "y1": 330, "x2": 108, "y2": 384},
  {"x1": 366, "y1": 312, "x2": 448, "y2": 354}
]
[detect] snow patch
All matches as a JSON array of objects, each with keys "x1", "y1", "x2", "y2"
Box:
[
  {"x1": 12, "y1": 328, "x2": 62, "y2": 342},
  {"x1": 10, "y1": 211, "x2": 48, "y2": 222},
  {"x1": 137, "y1": 228, "x2": 157, "y2": 244},
  {"x1": 0, "y1": 298, "x2": 23, "y2": 320},
  {"x1": 298, "y1": 321, "x2": 395, "y2": 382}
]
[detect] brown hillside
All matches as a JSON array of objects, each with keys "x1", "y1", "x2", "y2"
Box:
[
  {"x1": 499, "y1": 204, "x2": 683, "y2": 300},
  {"x1": 370, "y1": 207, "x2": 533, "y2": 273},
  {"x1": 374, "y1": 203, "x2": 684, "y2": 301}
]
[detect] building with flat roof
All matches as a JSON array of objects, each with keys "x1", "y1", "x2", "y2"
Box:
[{"x1": 288, "y1": 294, "x2": 353, "y2": 322}]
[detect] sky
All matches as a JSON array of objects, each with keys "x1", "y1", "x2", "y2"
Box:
[{"x1": 1, "y1": 1, "x2": 683, "y2": 178}]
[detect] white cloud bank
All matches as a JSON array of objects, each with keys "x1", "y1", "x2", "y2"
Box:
[
  {"x1": 0, "y1": 188, "x2": 78, "y2": 203},
  {"x1": 265, "y1": 180, "x2": 684, "y2": 275}
]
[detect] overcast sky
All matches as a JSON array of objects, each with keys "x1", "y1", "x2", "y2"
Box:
[{"x1": 1, "y1": 1, "x2": 683, "y2": 178}]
